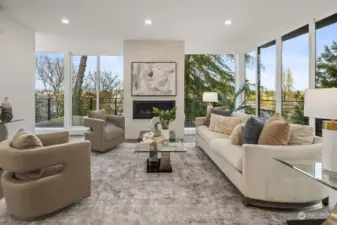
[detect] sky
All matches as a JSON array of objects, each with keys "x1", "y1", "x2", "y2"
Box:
[{"x1": 246, "y1": 22, "x2": 337, "y2": 91}]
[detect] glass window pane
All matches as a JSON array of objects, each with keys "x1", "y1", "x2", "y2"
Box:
[
  {"x1": 282, "y1": 30, "x2": 309, "y2": 125},
  {"x1": 258, "y1": 42, "x2": 276, "y2": 118},
  {"x1": 72, "y1": 56, "x2": 97, "y2": 127},
  {"x1": 315, "y1": 20, "x2": 337, "y2": 136},
  {"x1": 35, "y1": 52, "x2": 64, "y2": 128},
  {"x1": 184, "y1": 54, "x2": 235, "y2": 127},
  {"x1": 99, "y1": 56, "x2": 124, "y2": 115},
  {"x1": 245, "y1": 51, "x2": 256, "y2": 114}
]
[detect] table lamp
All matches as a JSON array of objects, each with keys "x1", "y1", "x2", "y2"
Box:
[
  {"x1": 203, "y1": 92, "x2": 218, "y2": 115},
  {"x1": 304, "y1": 88, "x2": 337, "y2": 173}
]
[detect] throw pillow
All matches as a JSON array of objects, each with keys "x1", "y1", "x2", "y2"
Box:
[
  {"x1": 229, "y1": 124, "x2": 244, "y2": 145},
  {"x1": 258, "y1": 115, "x2": 291, "y2": 145},
  {"x1": 204, "y1": 107, "x2": 231, "y2": 127},
  {"x1": 209, "y1": 114, "x2": 242, "y2": 135},
  {"x1": 242, "y1": 116, "x2": 266, "y2": 144},
  {"x1": 88, "y1": 110, "x2": 106, "y2": 121},
  {"x1": 15, "y1": 165, "x2": 63, "y2": 181},
  {"x1": 10, "y1": 128, "x2": 43, "y2": 149},
  {"x1": 289, "y1": 124, "x2": 314, "y2": 145}
]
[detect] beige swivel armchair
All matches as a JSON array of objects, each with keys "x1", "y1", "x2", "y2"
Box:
[
  {"x1": 0, "y1": 131, "x2": 91, "y2": 220},
  {"x1": 84, "y1": 111, "x2": 125, "y2": 152}
]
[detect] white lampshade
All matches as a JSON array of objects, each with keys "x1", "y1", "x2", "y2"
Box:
[
  {"x1": 203, "y1": 92, "x2": 218, "y2": 103},
  {"x1": 304, "y1": 88, "x2": 337, "y2": 119}
]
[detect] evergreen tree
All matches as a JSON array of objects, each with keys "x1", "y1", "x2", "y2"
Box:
[{"x1": 316, "y1": 41, "x2": 337, "y2": 88}]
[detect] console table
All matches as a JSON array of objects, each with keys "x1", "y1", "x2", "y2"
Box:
[
  {"x1": 274, "y1": 157, "x2": 336, "y2": 225},
  {"x1": 0, "y1": 119, "x2": 24, "y2": 142}
]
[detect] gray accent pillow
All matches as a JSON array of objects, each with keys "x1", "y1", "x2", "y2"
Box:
[
  {"x1": 242, "y1": 116, "x2": 266, "y2": 144},
  {"x1": 212, "y1": 108, "x2": 233, "y2": 117}
]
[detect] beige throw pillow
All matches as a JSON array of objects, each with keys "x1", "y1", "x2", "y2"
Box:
[
  {"x1": 289, "y1": 124, "x2": 314, "y2": 145},
  {"x1": 229, "y1": 124, "x2": 244, "y2": 145},
  {"x1": 11, "y1": 129, "x2": 43, "y2": 149},
  {"x1": 258, "y1": 114, "x2": 291, "y2": 145},
  {"x1": 88, "y1": 110, "x2": 106, "y2": 122},
  {"x1": 209, "y1": 114, "x2": 242, "y2": 135}
]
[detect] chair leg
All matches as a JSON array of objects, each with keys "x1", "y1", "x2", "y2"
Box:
[{"x1": 242, "y1": 196, "x2": 250, "y2": 206}]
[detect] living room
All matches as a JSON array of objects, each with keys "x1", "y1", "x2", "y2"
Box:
[{"x1": 1, "y1": 0, "x2": 337, "y2": 224}]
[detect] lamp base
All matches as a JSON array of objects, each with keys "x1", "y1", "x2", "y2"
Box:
[{"x1": 322, "y1": 121, "x2": 337, "y2": 173}]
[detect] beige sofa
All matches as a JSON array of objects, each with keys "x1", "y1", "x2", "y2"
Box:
[
  {"x1": 195, "y1": 112, "x2": 328, "y2": 206},
  {"x1": 0, "y1": 131, "x2": 91, "y2": 220}
]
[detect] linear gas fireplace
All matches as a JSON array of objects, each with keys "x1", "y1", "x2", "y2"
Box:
[{"x1": 133, "y1": 100, "x2": 175, "y2": 119}]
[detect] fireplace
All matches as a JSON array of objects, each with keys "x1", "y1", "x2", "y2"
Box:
[{"x1": 133, "y1": 100, "x2": 175, "y2": 119}]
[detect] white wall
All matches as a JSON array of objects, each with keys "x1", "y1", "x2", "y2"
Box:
[
  {"x1": 123, "y1": 40, "x2": 185, "y2": 139},
  {"x1": 0, "y1": 12, "x2": 35, "y2": 136},
  {"x1": 36, "y1": 34, "x2": 122, "y2": 55}
]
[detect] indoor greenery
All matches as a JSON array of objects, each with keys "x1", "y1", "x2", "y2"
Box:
[{"x1": 153, "y1": 107, "x2": 177, "y2": 130}]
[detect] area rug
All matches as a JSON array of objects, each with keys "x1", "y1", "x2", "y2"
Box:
[{"x1": 0, "y1": 143, "x2": 329, "y2": 225}]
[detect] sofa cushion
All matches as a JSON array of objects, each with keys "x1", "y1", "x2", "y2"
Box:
[
  {"x1": 289, "y1": 124, "x2": 314, "y2": 145},
  {"x1": 204, "y1": 107, "x2": 229, "y2": 127},
  {"x1": 242, "y1": 117, "x2": 266, "y2": 144},
  {"x1": 210, "y1": 139, "x2": 243, "y2": 172},
  {"x1": 258, "y1": 114, "x2": 291, "y2": 145},
  {"x1": 229, "y1": 124, "x2": 244, "y2": 145},
  {"x1": 196, "y1": 126, "x2": 229, "y2": 143},
  {"x1": 104, "y1": 125, "x2": 124, "y2": 141},
  {"x1": 209, "y1": 114, "x2": 242, "y2": 135}
]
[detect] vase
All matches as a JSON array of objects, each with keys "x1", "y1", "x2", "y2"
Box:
[
  {"x1": 0, "y1": 97, "x2": 13, "y2": 122},
  {"x1": 161, "y1": 128, "x2": 170, "y2": 140}
]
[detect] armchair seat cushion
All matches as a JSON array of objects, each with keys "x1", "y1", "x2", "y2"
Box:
[{"x1": 104, "y1": 125, "x2": 124, "y2": 141}]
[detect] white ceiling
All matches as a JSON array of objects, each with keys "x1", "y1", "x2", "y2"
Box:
[{"x1": 5, "y1": 0, "x2": 337, "y2": 53}]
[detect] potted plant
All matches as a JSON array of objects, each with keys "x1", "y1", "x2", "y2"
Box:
[{"x1": 152, "y1": 107, "x2": 177, "y2": 140}]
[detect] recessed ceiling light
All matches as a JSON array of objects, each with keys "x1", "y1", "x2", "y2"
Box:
[
  {"x1": 224, "y1": 20, "x2": 232, "y2": 25},
  {"x1": 144, "y1": 19, "x2": 152, "y2": 26},
  {"x1": 61, "y1": 18, "x2": 70, "y2": 24}
]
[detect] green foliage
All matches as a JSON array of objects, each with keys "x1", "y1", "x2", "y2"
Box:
[
  {"x1": 217, "y1": 83, "x2": 252, "y2": 112},
  {"x1": 316, "y1": 41, "x2": 337, "y2": 88},
  {"x1": 153, "y1": 107, "x2": 177, "y2": 129}
]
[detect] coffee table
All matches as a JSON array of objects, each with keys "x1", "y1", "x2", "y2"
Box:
[
  {"x1": 135, "y1": 131, "x2": 186, "y2": 173},
  {"x1": 274, "y1": 157, "x2": 337, "y2": 225}
]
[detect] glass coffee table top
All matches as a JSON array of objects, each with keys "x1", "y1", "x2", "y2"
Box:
[
  {"x1": 135, "y1": 131, "x2": 186, "y2": 173},
  {"x1": 274, "y1": 157, "x2": 337, "y2": 191},
  {"x1": 274, "y1": 157, "x2": 337, "y2": 225},
  {"x1": 135, "y1": 138, "x2": 186, "y2": 153}
]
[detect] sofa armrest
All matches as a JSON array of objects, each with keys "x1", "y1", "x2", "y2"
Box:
[
  {"x1": 106, "y1": 115, "x2": 125, "y2": 129},
  {"x1": 241, "y1": 143, "x2": 327, "y2": 202},
  {"x1": 195, "y1": 117, "x2": 206, "y2": 127},
  {"x1": 83, "y1": 117, "x2": 104, "y2": 133},
  {"x1": 36, "y1": 131, "x2": 69, "y2": 146}
]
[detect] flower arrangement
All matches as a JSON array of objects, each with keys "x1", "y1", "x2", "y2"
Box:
[{"x1": 152, "y1": 107, "x2": 177, "y2": 130}]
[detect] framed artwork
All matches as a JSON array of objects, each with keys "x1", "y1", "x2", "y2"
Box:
[{"x1": 131, "y1": 62, "x2": 177, "y2": 96}]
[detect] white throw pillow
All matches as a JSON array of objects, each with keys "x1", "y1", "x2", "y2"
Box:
[{"x1": 289, "y1": 124, "x2": 314, "y2": 145}]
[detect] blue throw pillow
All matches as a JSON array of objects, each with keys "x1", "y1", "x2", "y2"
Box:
[
  {"x1": 211, "y1": 108, "x2": 232, "y2": 117},
  {"x1": 242, "y1": 116, "x2": 266, "y2": 144}
]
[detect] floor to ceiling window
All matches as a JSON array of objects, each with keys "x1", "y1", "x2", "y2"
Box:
[
  {"x1": 35, "y1": 52, "x2": 65, "y2": 128},
  {"x1": 315, "y1": 13, "x2": 337, "y2": 136},
  {"x1": 184, "y1": 54, "x2": 236, "y2": 127},
  {"x1": 71, "y1": 56, "x2": 97, "y2": 127},
  {"x1": 99, "y1": 56, "x2": 124, "y2": 116},
  {"x1": 281, "y1": 25, "x2": 309, "y2": 124},
  {"x1": 257, "y1": 41, "x2": 276, "y2": 118},
  {"x1": 245, "y1": 51, "x2": 256, "y2": 115}
]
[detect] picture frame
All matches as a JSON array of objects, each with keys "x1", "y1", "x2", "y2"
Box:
[{"x1": 131, "y1": 62, "x2": 177, "y2": 96}]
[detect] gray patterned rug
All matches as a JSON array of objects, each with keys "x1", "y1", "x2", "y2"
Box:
[{"x1": 0, "y1": 143, "x2": 329, "y2": 225}]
